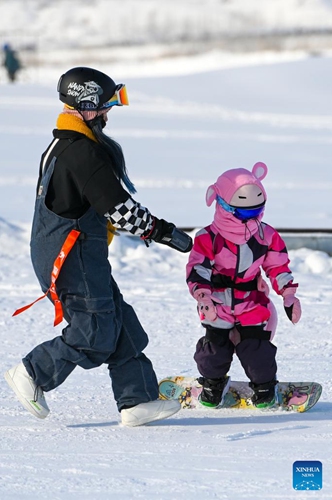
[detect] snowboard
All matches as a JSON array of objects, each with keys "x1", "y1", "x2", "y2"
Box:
[{"x1": 159, "y1": 376, "x2": 322, "y2": 413}]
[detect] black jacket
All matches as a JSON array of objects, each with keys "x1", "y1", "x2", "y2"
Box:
[{"x1": 39, "y1": 129, "x2": 130, "y2": 219}]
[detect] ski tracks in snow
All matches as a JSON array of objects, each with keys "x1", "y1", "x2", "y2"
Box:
[{"x1": 222, "y1": 424, "x2": 309, "y2": 441}]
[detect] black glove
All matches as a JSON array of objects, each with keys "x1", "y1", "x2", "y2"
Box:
[{"x1": 142, "y1": 217, "x2": 193, "y2": 253}]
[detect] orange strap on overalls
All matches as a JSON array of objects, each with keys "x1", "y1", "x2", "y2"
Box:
[{"x1": 13, "y1": 229, "x2": 81, "y2": 326}]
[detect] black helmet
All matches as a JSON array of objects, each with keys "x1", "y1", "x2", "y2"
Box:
[{"x1": 57, "y1": 67, "x2": 119, "y2": 111}]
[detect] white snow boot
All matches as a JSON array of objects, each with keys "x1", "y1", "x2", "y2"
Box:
[
  {"x1": 4, "y1": 362, "x2": 50, "y2": 419},
  {"x1": 121, "y1": 399, "x2": 181, "y2": 427}
]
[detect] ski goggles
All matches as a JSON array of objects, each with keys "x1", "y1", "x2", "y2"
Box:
[
  {"x1": 101, "y1": 84, "x2": 129, "y2": 109},
  {"x1": 216, "y1": 195, "x2": 265, "y2": 221}
]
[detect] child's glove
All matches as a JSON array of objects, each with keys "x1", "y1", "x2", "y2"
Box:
[
  {"x1": 281, "y1": 287, "x2": 301, "y2": 324},
  {"x1": 193, "y1": 289, "x2": 219, "y2": 322},
  {"x1": 257, "y1": 275, "x2": 270, "y2": 295}
]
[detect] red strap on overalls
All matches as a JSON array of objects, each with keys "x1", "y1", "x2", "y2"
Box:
[{"x1": 13, "y1": 229, "x2": 81, "y2": 326}]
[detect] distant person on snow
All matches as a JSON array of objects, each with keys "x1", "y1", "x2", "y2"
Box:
[
  {"x1": 186, "y1": 163, "x2": 301, "y2": 409},
  {"x1": 5, "y1": 66, "x2": 192, "y2": 426},
  {"x1": 3, "y1": 43, "x2": 21, "y2": 82}
]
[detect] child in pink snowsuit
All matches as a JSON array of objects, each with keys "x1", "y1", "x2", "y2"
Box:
[{"x1": 186, "y1": 162, "x2": 301, "y2": 408}]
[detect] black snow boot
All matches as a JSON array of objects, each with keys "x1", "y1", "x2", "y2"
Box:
[
  {"x1": 249, "y1": 380, "x2": 278, "y2": 408},
  {"x1": 197, "y1": 376, "x2": 230, "y2": 408}
]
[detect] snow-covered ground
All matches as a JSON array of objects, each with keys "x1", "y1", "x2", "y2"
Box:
[
  {"x1": 1, "y1": 3, "x2": 332, "y2": 496},
  {"x1": 4, "y1": 0, "x2": 332, "y2": 78},
  {"x1": 1, "y1": 52, "x2": 332, "y2": 499},
  {"x1": 1, "y1": 219, "x2": 332, "y2": 500},
  {"x1": 2, "y1": 52, "x2": 332, "y2": 229},
  {"x1": 2, "y1": 0, "x2": 332, "y2": 50}
]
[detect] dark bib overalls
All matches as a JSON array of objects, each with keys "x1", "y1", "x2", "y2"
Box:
[{"x1": 23, "y1": 141, "x2": 159, "y2": 410}]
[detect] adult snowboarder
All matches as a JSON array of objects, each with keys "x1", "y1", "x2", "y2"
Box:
[{"x1": 5, "y1": 67, "x2": 192, "y2": 426}]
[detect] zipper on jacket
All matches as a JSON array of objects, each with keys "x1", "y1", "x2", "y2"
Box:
[{"x1": 232, "y1": 244, "x2": 241, "y2": 313}]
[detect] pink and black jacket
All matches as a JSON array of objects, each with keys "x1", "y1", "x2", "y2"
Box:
[{"x1": 186, "y1": 163, "x2": 297, "y2": 330}]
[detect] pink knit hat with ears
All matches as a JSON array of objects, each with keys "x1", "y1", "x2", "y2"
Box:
[{"x1": 206, "y1": 162, "x2": 268, "y2": 207}]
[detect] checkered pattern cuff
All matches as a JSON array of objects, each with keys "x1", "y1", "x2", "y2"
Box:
[{"x1": 105, "y1": 198, "x2": 154, "y2": 236}]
